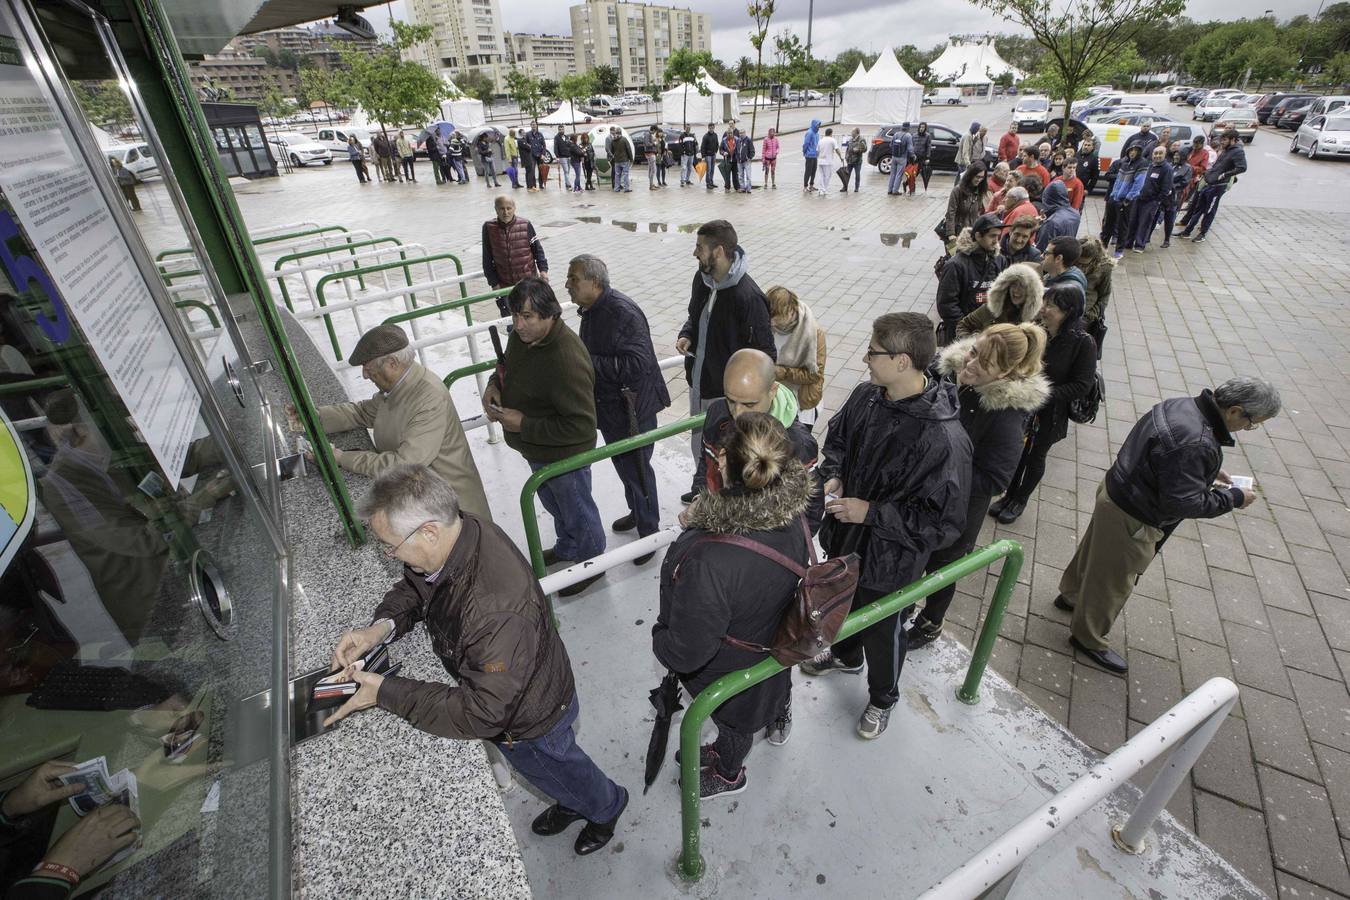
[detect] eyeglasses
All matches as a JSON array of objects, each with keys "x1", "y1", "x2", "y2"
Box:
[
  {"x1": 863, "y1": 348, "x2": 896, "y2": 359},
  {"x1": 1238, "y1": 409, "x2": 1264, "y2": 431},
  {"x1": 381, "y1": 521, "x2": 433, "y2": 558}
]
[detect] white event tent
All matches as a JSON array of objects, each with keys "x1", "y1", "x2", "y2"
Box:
[
  {"x1": 928, "y1": 38, "x2": 1025, "y2": 87},
  {"x1": 438, "y1": 78, "x2": 486, "y2": 127},
  {"x1": 660, "y1": 68, "x2": 739, "y2": 125},
  {"x1": 840, "y1": 46, "x2": 922, "y2": 126},
  {"x1": 539, "y1": 101, "x2": 594, "y2": 126}
]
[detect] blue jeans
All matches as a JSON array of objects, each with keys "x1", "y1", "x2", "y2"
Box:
[
  {"x1": 530, "y1": 462, "x2": 606, "y2": 561},
  {"x1": 615, "y1": 161, "x2": 631, "y2": 191},
  {"x1": 736, "y1": 159, "x2": 752, "y2": 190},
  {"x1": 602, "y1": 414, "x2": 660, "y2": 537},
  {"x1": 681, "y1": 154, "x2": 694, "y2": 183},
  {"x1": 888, "y1": 156, "x2": 907, "y2": 193},
  {"x1": 483, "y1": 158, "x2": 499, "y2": 186},
  {"x1": 570, "y1": 158, "x2": 582, "y2": 190},
  {"x1": 703, "y1": 154, "x2": 716, "y2": 187},
  {"x1": 494, "y1": 695, "x2": 624, "y2": 823},
  {"x1": 450, "y1": 158, "x2": 466, "y2": 182}
]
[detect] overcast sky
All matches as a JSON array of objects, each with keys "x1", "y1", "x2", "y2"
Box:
[{"x1": 369, "y1": 0, "x2": 1328, "y2": 62}]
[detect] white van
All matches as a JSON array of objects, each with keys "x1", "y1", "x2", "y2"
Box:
[
  {"x1": 583, "y1": 95, "x2": 623, "y2": 116},
  {"x1": 1306, "y1": 95, "x2": 1350, "y2": 119},
  {"x1": 924, "y1": 87, "x2": 962, "y2": 105},
  {"x1": 104, "y1": 143, "x2": 158, "y2": 181},
  {"x1": 314, "y1": 126, "x2": 372, "y2": 157}
]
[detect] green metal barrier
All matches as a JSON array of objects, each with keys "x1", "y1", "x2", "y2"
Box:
[
  {"x1": 519, "y1": 415, "x2": 706, "y2": 579},
  {"x1": 312, "y1": 252, "x2": 472, "y2": 361},
  {"x1": 156, "y1": 225, "x2": 354, "y2": 274},
  {"x1": 443, "y1": 359, "x2": 494, "y2": 391},
  {"x1": 173, "y1": 298, "x2": 220, "y2": 328},
  {"x1": 270, "y1": 236, "x2": 409, "y2": 312},
  {"x1": 380, "y1": 286, "x2": 512, "y2": 329},
  {"x1": 0, "y1": 375, "x2": 69, "y2": 397},
  {"x1": 675, "y1": 539, "x2": 1025, "y2": 882}
]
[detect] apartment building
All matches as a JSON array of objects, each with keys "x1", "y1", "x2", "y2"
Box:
[
  {"x1": 569, "y1": 2, "x2": 711, "y2": 91},
  {"x1": 505, "y1": 32, "x2": 577, "y2": 83},
  {"x1": 403, "y1": 0, "x2": 509, "y2": 89}
]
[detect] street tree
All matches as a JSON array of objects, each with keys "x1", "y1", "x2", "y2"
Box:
[
  {"x1": 666, "y1": 46, "x2": 715, "y2": 129},
  {"x1": 455, "y1": 69, "x2": 498, "y2": 108},
  {"x1": 72, "y1": 80, "x2": 132, "y2": 130},
  {"x1": 971, "y1": 0, "x2": 1187, "y2": 137},
  {"x1": 558, "y1": 71, "x2": 597, "y2": 129},
  {"x1": 747, "y1": 0, "x2": 775, "y2": 140},
  {"x1": 592, "y1": 64, "x2": 621, "y2": 95},
  {"x1": 539, "y1": 78, "x2": 560, "y2": 103},
  {"x1": 328, "y1": 21, "x2": 449, "y2": 159},
  {"x1": 505, "y1": 69, "x2": 543, "y2": 124}
]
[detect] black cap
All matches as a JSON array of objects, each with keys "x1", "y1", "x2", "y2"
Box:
[
  {"x1": 348, "y1": 324, "x2": 410, "y2": 366},
  {"x1": 971, "y1": 213, "x2": 1009, "y2": 234},
  {"x1": 44, "y1": 389, "x2": 80, "y2": 425}
]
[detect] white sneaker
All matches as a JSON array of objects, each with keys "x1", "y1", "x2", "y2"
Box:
[{"x1": 856, "y1": 703, "x2": 892, "y2": 740}]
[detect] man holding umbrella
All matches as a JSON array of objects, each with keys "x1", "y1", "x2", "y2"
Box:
[{"x1": 567, "y1": 254, "x2": 670, "y2": 562}]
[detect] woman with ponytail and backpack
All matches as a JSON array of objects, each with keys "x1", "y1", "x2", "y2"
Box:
[
  {"x1": 652, "y1": 413, "x2": 813, "y2": 800},
  {"x1": 907, "y1": 324, "x2": 1050, "y2": 648}
]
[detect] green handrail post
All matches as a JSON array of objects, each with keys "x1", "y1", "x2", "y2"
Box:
[
  {"x1": 443, "y1": 360, "x2": 495, "y2": 391},
  {"x1": 675, "y1": 539, "x2": 1024, "y2": 882},
  {"x1": 0, "y1": 375, "x2": 69, "y2": 397},
  {"x1": 313, "y1": 252, "x2": 473, "y2": 361},
  {"x1": 381, "y1": 287, "x2": 512, "y2": 328},
  {"x1": 173, "y1": 298, "x2": 221, "y2": 328},
  {"x1": 519, "y1": 415, "x2": 706, "y2": 581},
  {"x1": 270, "y1": 236, "x2": 407, "y2": 313}
]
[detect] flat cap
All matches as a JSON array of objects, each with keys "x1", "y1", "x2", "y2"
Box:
[
  {"x1": 44, "y1": 388, "x2": 80, "y2": 425},
  {"x1": 971, "y1": 212, "x2": 1009, "y2": 234},
  {"x1": 348, "y1": 324, "x2": 409, "y2": 366}
]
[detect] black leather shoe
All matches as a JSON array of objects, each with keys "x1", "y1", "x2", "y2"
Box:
[
  {"x1": 680, "y1": 490, "x2": 696, "y2": 504},
  {"x1": 558, "y1": 572, "x2": 604, "y2": 597},
  {"x1": 988, "y1": 496, "x2": 1010, "y2": 517},
  {"x1": 543, "y1": 547, "x2": 568, "y2": 567},
  {"x1": 611, "y1": 514, "x2": 636, "y2": 533},
  {"x1": 1053, "y1": 594, "x2": 1075, "y2": 612},
  {"x1": 574, "y1": 787, "x2": 628, "y2": 855},
  {"x1": 532, "y1": 804, "x2": 584, "y2": 836},
  {"x1": 995, "y1": 499, "x2": 1025, "y2": 524},
  {"x1": 634, "y1": 551, "x2": 656, "y2": 566},
  {"x1": 1070, "y1": 636, "x2": 1128, "y2": 674}
]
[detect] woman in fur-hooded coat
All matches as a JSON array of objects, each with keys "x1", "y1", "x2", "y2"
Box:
[{"x1": 955, "y1": 263, "x2": 1045, "y2": 339}]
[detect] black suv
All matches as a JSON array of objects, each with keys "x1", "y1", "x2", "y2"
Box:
[
  {"x1": 867, "y1": 123, "x2": 962, "y2": 174},
  {"x1": 1256, "y1": 92, "x2": 1314, "y2": 125}
]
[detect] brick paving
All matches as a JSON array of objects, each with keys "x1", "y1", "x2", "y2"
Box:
[{"x1": 188, "y1": 113, "x2": 1350, "y2": 898}]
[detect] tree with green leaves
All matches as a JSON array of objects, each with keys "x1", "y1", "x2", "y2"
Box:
[
  {"x1": 747, "y1": 0, "x2": 775, "y2": 140},
  {"x1": 505, "y1": 68, "x2": 543, "y2": 124},
  {"x1": 592, "y1": 64, "x2": 621, "y2": 95},
  {"x1": 1028, "y1": 41, "x2": 1144, "y2": 98},
  {"x1": 72, "y1": 80, "x2": 132, "y2": 130},
  {"x1": 666, "y1": 46, "x2": 715, "y2": 128},
  {"x1": 539, "y1": 78, "x2": 560, "y2": 103},
  {"x1": 455, "y1": 69, "x2": 498, "y2": 109},
  {"x1": 257, "y1": 86, "x2": 296, "y2": 122},
  {"x1": 735, "y1": 56, "x2": 754, "y2": 87},
  {"x1": 558, "y1": 71, "x2": 597, "y2": 129},
  {"x1": 970, "y1": 0, "x2": 1187, "y2": 137}
]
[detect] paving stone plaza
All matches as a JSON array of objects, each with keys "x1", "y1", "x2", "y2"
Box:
[{"x1": 162, "y1": 102, "x2": 1350, "y2": 898}]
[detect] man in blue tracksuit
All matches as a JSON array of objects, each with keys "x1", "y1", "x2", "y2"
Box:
[
  {"x1": 1179, "y1": 129, "x2": 1247, "y2": 244},
  {"x1": 1101, "y1": 145, "x2": 1147, "y2": 258},
  {"x1": 886, "y1": 122, "x2": 914, "y2": 196},
  {"x1": 1126, "y1": 145, "x2": 1173, "y2": 253},
  {"x1": 802, "y1": 119, "x2": 821, "y2": 191}
]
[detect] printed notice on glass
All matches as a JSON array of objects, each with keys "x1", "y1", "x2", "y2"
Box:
[{"x1": 0, "y1": 12, "x2": 198, "y2": 486}]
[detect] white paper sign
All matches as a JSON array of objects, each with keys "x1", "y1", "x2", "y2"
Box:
[{"x1": 0, "y1": 14, "x2": 198, "y2": 486}]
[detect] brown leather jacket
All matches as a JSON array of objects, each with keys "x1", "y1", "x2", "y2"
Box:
[{"x1": 374, "y1": 515, "x2": 575, "y2": 742}]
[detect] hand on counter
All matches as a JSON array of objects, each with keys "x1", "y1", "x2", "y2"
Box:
[
  {"x1": 45, "y1": 802, "x2": 140, "y2": 878},
  {"x1": 322, "y1": 668, "x2": 383, "y2": 727},
  {"x1": 1, "y1": 761, "x2": 81, "y2": 818}
]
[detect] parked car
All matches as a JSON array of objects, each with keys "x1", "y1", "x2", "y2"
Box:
[
  {"x1": 1277, "y1": 98, "x2": 1317, "y2": 130},
  {"x1": 1168, "y1": 85, "x2": 1194, "y2": 101},
  {"x1": 314, "y1": 126, "x2": 372, "y2": 157},
  {"x1": 1255, "y1": 92, "x2": 1315, "y2": 124},
  {"x1": 1011, "y1": 97, "x2": 1052, "y2": 131},
  {"x1": 1193, "y1": 96, "x2": 1240, "y2": 121},
  {"x1": 1305, "y1": 95, "x2": 1350, "y2": 119},
  {"x1": 267, "y1": 132, "x2": 332, "y2": 167},
  {"x1": 924, "y1": 87, "x2": 963, "y2": 105},
  {"x1": 1209, "y1": 107, "x2": 1258, "y2": 143},
  {"x1": 867, "y1": 122, "x2": 961, "y2": 173},
  {"x1": 1291, "y1": 113, "x2": 1350, "y2": 159},
  {"x1": 1072, "y1": 92, "x2": 1123, "y2": 115},
  {"x1": 1081, "y1": 104, "x2": 1156, "y2": 122},
  {"x1": 582, "y1": 95, "x2": 624, "y2": 116},
  {"x1": 103, "y1": 142, "x2": 158, "y2": 181},
  {"x1": 1184, "y1": 88, "x2": 1209, "y2": 105}
]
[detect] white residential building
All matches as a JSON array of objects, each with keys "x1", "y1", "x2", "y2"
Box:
[
  {"x1": 569, "y1": 2, "x2": 711, "y2": 91},
  {"x1": 505, "y1": 32, "x2": 577, "y2": 83},
  {"x1": 403, "y1": 0, "x2": 508, "y2": 89}
]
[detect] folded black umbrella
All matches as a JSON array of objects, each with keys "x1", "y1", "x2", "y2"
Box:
[{"x1": 643, "y1": 671, "x2": 684, "y2": 794}]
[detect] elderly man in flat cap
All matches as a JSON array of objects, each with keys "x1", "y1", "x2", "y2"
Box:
[{"x1": 290, "y1": 324, "x2": 491, "y2": 521}]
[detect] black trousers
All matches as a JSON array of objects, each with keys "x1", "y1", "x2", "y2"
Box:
[
  {"x1": 833, "y1": 585, "x2": 909, "y2": 709},
  {"x1": 349, "y1": 158, "x2": 368, "y2": 183},
  {"x1": 1099, "y1": 199, "x2": 1120, "y2": 245},
  {"x1": 601, "y1": 414, "x2": 660, "y2": 537},
  {"x1": 1180, "y1": 183, "x2": 1225, "y2": 236},
  {"x1": 429, "y1": 156, "x2": 445, "y2": 184},
  {"x1": 1161, "y1": 202, "x2": 1178, "y2": 242},
  {"x1": 1128, "y1": 199, "x2": 1162, "y2": 250},
  {"x1": 1114, "y1": 200, "x2": 1135, "y2": 249},
  {"x1": 401, "y1": 156, "x2": 416, "y2": 180},
  {"x1": 521, "y1": 150, "x2": 537, "y2": 189},
  {"x1": 712, "y1": 726, "x2": 753, "y2": 779},
  {"x1": 803, "y1": 157, "x2": 818, "y2": 188},
  {"x1": 915, "y1": 494, "x2": 992, "y2": 627},
  {"x1": 1006, "y1": 428, "x2": 1058, "y2": 504}
]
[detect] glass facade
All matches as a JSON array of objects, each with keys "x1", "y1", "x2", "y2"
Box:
[{"x1": 1, "y1": 2, "x2": 289, "y2": 896}]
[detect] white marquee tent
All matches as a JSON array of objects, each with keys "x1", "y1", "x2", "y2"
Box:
[
  {"x1": 840, "y1": 46, "x2": 923, "y2": 126},
  {"x1": 539, "y1": 101, "x2": 594, "y2": 126},
  {"x1": 660, "y1": 68, "x2": 739, "y2": 125},
  {"x1": 929, "y1": 38, "x2": 1025, "y2": 87},
  {"x1": 438, "y1": 78, "x2": 486, "y2": 127},
  {"x1": 838, "y1": 61, "x2": 868, "y2": 90}
]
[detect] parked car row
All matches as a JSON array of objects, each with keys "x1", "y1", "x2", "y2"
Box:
[{"x1": 1291, "y1": 113, "x2": 1350, "y2": 159}]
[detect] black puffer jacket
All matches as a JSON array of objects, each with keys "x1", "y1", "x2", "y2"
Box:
[
  {"x1": 937, "y1": 337, "x2": 1051, "y2": 497},
  {"x1": 936, "y1": 227, "x2": 1007, "y2": 339},
  {"x1": 1035, "y1": 326, "x2": 1097, "y2": 444},
  {"x1": 680, "y1": 247, "x2": 777, "y2": 398},
  {"x1": 577, "y1": 286, "x2": 671, "y2": 434},
  {"x1": 912, "y1": 128, "x2": 933, "y2": 160},
  {"x1": 653, "y1": 463, "x2": 813, "y2": 732},
  {"x1": 818, "y1": 379, "x2": 972, "y2": 592},
  {"x1": 693, "y1": 391, "x2": 823, "y2": 532},
  {"x1": 1105, "y1": 390, "x2": 1244, "y2": 530}
]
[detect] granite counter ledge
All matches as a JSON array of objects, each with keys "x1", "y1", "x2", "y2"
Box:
[{"x1": 228, "y1": 299, "x2": 531, "y2": 898}]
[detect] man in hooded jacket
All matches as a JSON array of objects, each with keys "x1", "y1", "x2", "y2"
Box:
[
  {"x1": 1100, "y1": 145, "x2": 1147, "y2": 256},
  {"x1": 935, "y1": 213, "x2": 1008, "y2": 345},
  {"x1": 802, "y1": 312, "x2": 972, "y2": 740},
  {"x1": 676, "y1": 220, "x2": 777, "y2": 501},
  {"x1": 801, "y1": 120, "x2": 821, "y2": 191},
  {"x1": 1035, "y1": 180, "x2": 1081, "y2": 252}
]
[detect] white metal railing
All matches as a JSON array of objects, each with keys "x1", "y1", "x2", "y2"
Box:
[
  {"x1": 920, "y1": 677, "x2": 1241, "y2": 900},
  {"x1": 272, "y1": 241, "x2": 431, "y2": 313}
]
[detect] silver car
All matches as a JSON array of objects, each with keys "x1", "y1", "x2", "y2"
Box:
[
  {"x1": 1291, "y1": 114, "x2": 1350, "y2": 160},
  {"x1": 1193, "y1": 96, "x2": 1239, "y2": 122},
  {"x1": 1209, "y1": 108, "x2": 1257, "y2": 144}
]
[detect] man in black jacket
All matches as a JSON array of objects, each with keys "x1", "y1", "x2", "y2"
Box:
[
  {"x1": 1055, "y1": 377, "x2": 1280, "y2": 674},
  {"x1": 701, "y1": 123, "x2": 720, "y2": 190},
  {"x1": 690, "y1": 349, "x2": 823, "y2": 532},
  {"x1": 554, "y1": 125, "x2": 572, "y2": 190},
  {"x1": 677, "y1": 220, "x2": 776, "y2": 501},
  {"x1": 522, "y1": 124, "x2": 547, "y2": 191},
  {"x1": 936, "y1": 213, "x2": 1008, "y2": 345},
  {"x1": 803, "y1": 312, "x2": 972, "y2": 740},
  {"x1": 1125, "y1": 145, "x2": 1173, "y2": 253},
  {"x1": 568, "y1": 254, "x2": 670, "y2": 560},
  {"x1": 1178, "y1": 129, "x2": 1247, "y2": 243}
]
